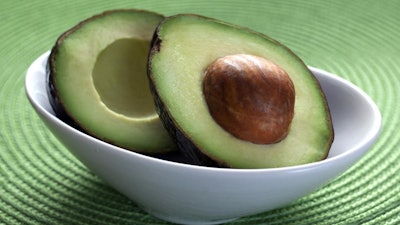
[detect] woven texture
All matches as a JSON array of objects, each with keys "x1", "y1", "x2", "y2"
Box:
[{"x1": 1, "y1": 0, "x2": 399, "y2": 224}]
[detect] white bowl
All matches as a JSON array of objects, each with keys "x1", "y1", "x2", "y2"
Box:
[{"x1": 25, "y1": 51, "x2": 381, "y2": 225}]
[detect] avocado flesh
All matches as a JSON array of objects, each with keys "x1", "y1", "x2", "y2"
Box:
[
  {"x1": 47, "y1": 10, "x2": 176, "y2": 153},
  {"x1": 148, "y1": 14, "x2": 334, "y2": 168}
]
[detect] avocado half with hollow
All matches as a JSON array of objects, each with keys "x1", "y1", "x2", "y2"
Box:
[
  {"x1": 47, "y1": 9, "x2": 176, "y2": 153},
  {"x1": 148, "y1": 14, "x2": 334, "y2": 168}
]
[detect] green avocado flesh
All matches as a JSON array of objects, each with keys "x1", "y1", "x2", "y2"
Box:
[
  {"x1": 47, "y1": 10, "x2": 175, "y2": 153},
  {"x1": 148, "y1": 14, "x2": 334, "y2": 168}
]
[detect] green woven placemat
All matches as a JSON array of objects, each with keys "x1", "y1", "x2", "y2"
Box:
[{"x1": 1, "y1": 0, "x2": 399, "y2": 224}]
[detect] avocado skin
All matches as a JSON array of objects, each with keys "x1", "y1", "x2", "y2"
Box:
[
  {"x1": 47, "y1": 9, "x2": 164, "y2": 130},
  {"x1": 46, "y1": 9, "x2": 176, "y2": 153},
  {"x1": 47, "y1": 60, "x2": 80, "y2": 129},
  {"x1": 46, "y1": 11, "x2": 100, "y2": 131},
  {"x1": 148, "y1": 66, "x2": 220, "y2": 167},
  {"x1": 148, "y1": 29, "x2": 225, "y2": 167}
]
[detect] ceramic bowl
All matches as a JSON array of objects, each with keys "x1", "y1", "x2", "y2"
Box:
[{"x1": 25, "y1": 51, "x2": 381, "y2": 225}]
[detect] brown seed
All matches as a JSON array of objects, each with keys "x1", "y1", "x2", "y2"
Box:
[{"x1": 203, "y1": 54, "x2": 295, "y2": 144}]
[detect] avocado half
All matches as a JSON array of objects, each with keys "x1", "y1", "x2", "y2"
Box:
[
  {"x1": 148, "y1": 14, "x2": 334, "y2": 168},
  {"x1": 47, "y1": 9, "x2": 176, "y2": 153}
]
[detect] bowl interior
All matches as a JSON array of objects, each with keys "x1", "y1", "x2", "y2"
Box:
[{"x1": 314, "y1": 66, "x2": 381, "y2": 158}]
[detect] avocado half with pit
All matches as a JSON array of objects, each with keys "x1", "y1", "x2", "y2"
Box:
[
  {"x1": 47, "y1": 9, "x2": 176, "y2": 153},
  {"x1": 148, "y1": 14, "x2": 334, "y2": 168}
]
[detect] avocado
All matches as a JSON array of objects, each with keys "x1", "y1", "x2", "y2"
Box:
[
  {"x1": 148, "y1": 14, "x2": 334, "y2": 168},
  {"x1": 47, "y1": 9, "x2": 176, "y2": 153}
]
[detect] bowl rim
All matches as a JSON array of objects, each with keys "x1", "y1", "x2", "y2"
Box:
[{"x1": 25, "y1": 51, "x2": 382, "y2": 173}]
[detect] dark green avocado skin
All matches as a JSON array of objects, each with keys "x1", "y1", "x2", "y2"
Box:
[
  {"x1": 47, "y1": 9, "x2": 159, "y2": 131},
  {"x1": 148, "y1": 30, "x2": 224, "y2": 167},
  {"x1": 46, "y1": 11, "x2": 94, "y2": 128},
  {"x1": 46, "y1": 50, "x2": 82, "y2": 130},
  {"x1": 46, "y1": 9, "x2": 177, "y2": 155},
  {"x1": 46, "y1": 10, "x2": 121, "y2": 130},
  {"x1": 148, "y1": 70, "x2": 220, "y2": 167}
]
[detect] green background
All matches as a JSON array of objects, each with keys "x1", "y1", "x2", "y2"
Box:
[{"x1": 1, "y1": 0, "x2": 399, "y2": 224}]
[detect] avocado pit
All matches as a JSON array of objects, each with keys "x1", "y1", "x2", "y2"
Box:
[{"x1": 203, "y1": 54, "x2": 295, "y2": 144}]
